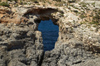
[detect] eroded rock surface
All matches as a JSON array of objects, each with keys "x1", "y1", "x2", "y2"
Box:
[
  {"x1": 0, "y1": 14, "x2": 44, "y2": 66},
  {"x1": 0, "y1": 0, "x2": 100, "y2": 66}
]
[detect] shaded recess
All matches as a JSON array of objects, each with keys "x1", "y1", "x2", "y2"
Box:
[
  {"x1": 38, "y1": 20, "x2": 59, "y2": 51},
  {"x1": 24, "y1": 7, "x2": 59, "y2": 24}
]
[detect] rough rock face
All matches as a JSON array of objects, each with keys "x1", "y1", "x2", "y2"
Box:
[
  {"x1": 42, "y1": 44, "x2": 100, "y2": 66},
  {"x1": 41, "y1": 1, "x2": 100, "y2": 66},
  {"x1": 0, "y1": 6, "x2": 59, "y2": 66},
  {"x1": 0, "y1": 11, "x2": 44, "y2": 66},
  {"x1": 0, "y1": 0, "x2": 100, "y2": 66}
]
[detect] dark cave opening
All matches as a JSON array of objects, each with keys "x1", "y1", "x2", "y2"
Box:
[{"x1": 38, "y1": 19, "x2": 59, "y2": 51}]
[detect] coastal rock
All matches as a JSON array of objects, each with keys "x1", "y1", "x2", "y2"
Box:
[
  {"x1": 0, "y1": 9, "x2": 44, "y2": 65},
  {"x1": 42, "y1": 42, "x2": 99, "y2": 66},
  {"x1": 0, "y1": 0, "x2": 100, "y2": 66},
  {"x1": 8, "y1": 59, "x2": 27, "y2": 66}
]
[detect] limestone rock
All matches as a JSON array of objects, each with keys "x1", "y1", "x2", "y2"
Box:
[{"x1": 0, "y1": 1, "x2": 100, "y2": 66}]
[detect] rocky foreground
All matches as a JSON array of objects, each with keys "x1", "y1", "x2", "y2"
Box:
[{"x1": 0, "y1": 0, "x2": 100, "y2": 66}]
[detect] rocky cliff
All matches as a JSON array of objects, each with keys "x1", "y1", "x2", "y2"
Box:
[
  {"x1": 0, "y1": 7, "x2": 44, "y2": 66},
  {"x1": 0, "y1": 0, "x2": 100, "y2": 66}
]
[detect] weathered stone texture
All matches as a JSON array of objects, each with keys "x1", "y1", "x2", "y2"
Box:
[{"x1": 0, "y1": 0, "x2": 100, "y2": 66}]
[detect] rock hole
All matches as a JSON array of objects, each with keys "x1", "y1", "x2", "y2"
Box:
[{"x1": 38, "y1": 19, "x2": 59, "y2": 51}]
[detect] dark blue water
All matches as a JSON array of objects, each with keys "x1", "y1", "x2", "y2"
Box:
[{"x1": 38, "y1": 20, "x2": 59, "y2": 51}]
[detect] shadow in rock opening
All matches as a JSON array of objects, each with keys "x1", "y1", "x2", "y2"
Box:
[{"x1": 38, "y1": 19, "x2": 59, "y2": 51}]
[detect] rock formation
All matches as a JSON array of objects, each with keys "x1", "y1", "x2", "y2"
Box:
[{"x1": 0, "y1": 0, "x2": 100, "y2": 66}]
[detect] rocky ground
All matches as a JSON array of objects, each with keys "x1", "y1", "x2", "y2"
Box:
[
  {"x1": 0, "y1": 7, "x2": 44, "y2": 66},
  {"x1": 0, "y1": 0, "x2": 100, "y2": 66}
]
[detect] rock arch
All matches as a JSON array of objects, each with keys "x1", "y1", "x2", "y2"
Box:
[
  {"x1": 0, "y1": 6, "x2": 61, "y2": 66},
  {"x1": 23, "y1": 7, "x2": 60, "y2": 51},
  {"x1": 23, "y1": 7, "x2": 59, "y2": 25}
]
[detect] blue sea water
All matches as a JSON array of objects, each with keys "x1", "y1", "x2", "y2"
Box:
[{"x1": 38, "y1": 20, "x2": 59, "y2": 51}]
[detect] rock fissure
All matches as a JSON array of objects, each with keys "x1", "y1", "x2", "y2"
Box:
[{"x1": 38, "y1": 52, "x2": 44, "y2": 66}]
